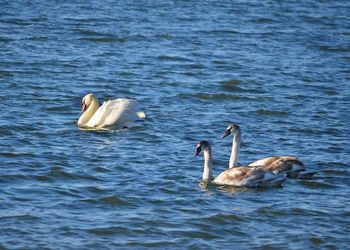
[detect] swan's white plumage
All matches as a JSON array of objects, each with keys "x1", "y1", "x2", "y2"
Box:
[
  {"x1": 86, "y1": 98, "x2": 141, "y2": 128},
  {"x1": 78, "y1": 94, "x2": 145, "y2": 130}
]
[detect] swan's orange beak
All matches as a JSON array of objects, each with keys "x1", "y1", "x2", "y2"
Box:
[
  {"x1": 81, "y1": 103, "x2": 87, "y2": 113},
  {"x1": 221, "y1": 129, "x2": 231, "y2": 139}
]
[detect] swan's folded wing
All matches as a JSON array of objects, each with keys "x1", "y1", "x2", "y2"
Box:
[
  {"x1": 248, "y1": 156, "x2": 278, "y2": 167},
  {"x1": 101, "y1": 98, "x2": 145, "y2": 129},
  {"x1": 214, "y1": 166, "x2": 286, "y2": 187},
  {"x1": 213, "y1": 167, "x2": 257, "y2": 186},
  {"x1": 85, "y1": 101, "x2": 110, "y2": 128}
]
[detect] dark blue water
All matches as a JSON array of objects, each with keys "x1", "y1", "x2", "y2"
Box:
[{"x1": 1, "y1": 1, "x2": 349, "y2": 249}]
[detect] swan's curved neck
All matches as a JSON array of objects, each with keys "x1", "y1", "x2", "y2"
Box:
[
  {"x1": 203, "y1": 148, "x2": 213, "y2": 182},
  {"x1": 77, "y1": 96, "x2": 99, "y2": 126},
  {"x1": 229, "y1": 130, "x2": 241, "y2": 168}
]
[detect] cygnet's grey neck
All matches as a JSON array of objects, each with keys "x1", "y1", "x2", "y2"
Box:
[
  {"x1": 202, "y1": 147, "x2": 213, "y2": 182},
  {"x1": 229, "y1": 130, "x2": 241, "y2": 169}
]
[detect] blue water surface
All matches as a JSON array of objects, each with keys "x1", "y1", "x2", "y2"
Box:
[{"x1": 0, "y1": 1, "x2": 349, "y2": 249}]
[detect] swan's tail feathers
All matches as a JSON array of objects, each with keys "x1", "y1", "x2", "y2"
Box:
[
  {"x1": 298, "y1": 171, "x2": 317, "y2": 179},
  {"x1": 136, "y1": 111, "x2": 146, "y2": 119}
]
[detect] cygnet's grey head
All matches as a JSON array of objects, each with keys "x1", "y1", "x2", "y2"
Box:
[
  {"x1": 221, "y1": 123, "x2": 241, "y2": 139},
  {"x1": 194, "y1": 140, "x2": 210, "y2": 157}
]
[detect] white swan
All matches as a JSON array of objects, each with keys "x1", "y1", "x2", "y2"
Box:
[
  {"x1": 77, "y1": 93, "x2": 145, "y2": 130},
  {"x1": 194, "y1": 141, "x2": 286, "y2": 187},
  {"x1": 222, "y1": 123, "x2": 315, "y2": 178}
]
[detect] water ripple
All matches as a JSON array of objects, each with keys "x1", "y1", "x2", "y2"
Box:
[{"x1": 79, "y1": 37, "x2": 127, "y2": 43}]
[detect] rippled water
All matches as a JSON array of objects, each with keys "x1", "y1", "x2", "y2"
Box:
[{"x1": 1, "y1": 1, "x2": 349, "y2": 249}]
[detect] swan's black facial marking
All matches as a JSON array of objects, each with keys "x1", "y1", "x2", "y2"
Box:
[
  {"x1": 222, "y1": 128, "x2": 232, "y2": 139},
  {"x1": 194, "y1": 145, "x2": 202, "y2": 157},
  {"x1": 81, "y1": 102, "x2": 87, "y2": 113}
]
